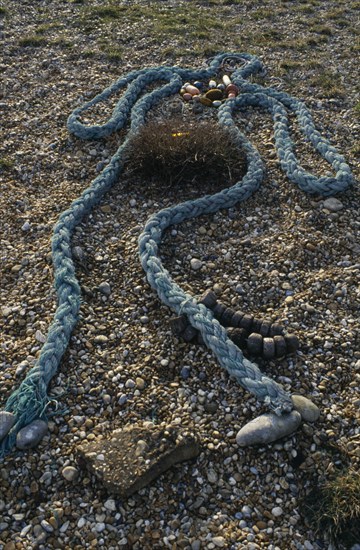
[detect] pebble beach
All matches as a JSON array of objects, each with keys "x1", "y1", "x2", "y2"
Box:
[{"x1": 0, "y1": 0, "x2": 359, "y2": 549}]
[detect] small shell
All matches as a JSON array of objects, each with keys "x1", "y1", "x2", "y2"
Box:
[
  {"x1": 222, "y1": 75, "x2": 232, "y2": 86},
  {"x1": 208, "y1": 80, "x2": 217, "y2": 88}
]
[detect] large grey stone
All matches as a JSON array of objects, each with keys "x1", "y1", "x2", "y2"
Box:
[
  {"x1": 322, "y1": 197, "x2": 344, "y2": 212},
  {"x1": 16, "y1": 419, "x2": 48, "y2": 450},
  {"x1": 291, "y1": 395, "x2": 320, "y2": 422},
  {"x1": 236, "y1": 411, "x2": 302, "y2": 447},
  {"x1": 0, "y1": 411, "x2": 16, "y2": 441},
  {"x1": 77, "y1": 421, "x2": 200, "y2": 497}
]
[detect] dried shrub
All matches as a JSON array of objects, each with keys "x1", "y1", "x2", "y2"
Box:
[
  {"x1": 302, "y1": 468, "x2": 360, "y2": 548},
  {"x1": 125, "y1": 119, "x2": 247, "y2": 194}
]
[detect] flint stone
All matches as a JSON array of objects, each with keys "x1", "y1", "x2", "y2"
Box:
[
  {"x1": 236, "y1": 411, "x2": 302, "y2": 447},
  {"x1": 77, "y1": 421, "x2": 200, "y2": 497},
  {"x1": 16, "y1": 419, "x2": 48, "y2": 450},
  {"x1": 291, "y1": 395, "x2": 320, "y2": 422},
  {"x1": 0, "y1": 411, "x2": 16, "y2": 441},
  {"x1": 322, "y1": 197, "x2": 344, "y2": 212}
]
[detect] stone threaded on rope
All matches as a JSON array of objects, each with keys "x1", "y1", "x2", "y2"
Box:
[{"x1": 0, "y1": 53, "x2": 354, "y2": 458}]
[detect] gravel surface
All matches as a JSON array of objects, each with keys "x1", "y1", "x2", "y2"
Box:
[{"x1": 0, "y1": 0, "x2": 359, "y2": 549}]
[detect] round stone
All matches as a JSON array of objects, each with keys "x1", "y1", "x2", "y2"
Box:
[
  {"x1": 0, "y1": 411, "x2": 16, "y2": 441},
  {"x1": 291, "y1": 395, "x2": 320, "y2": 422},
  {"x1": 263, "y1": 337, "x2": 275, "y2": 359},
  {"x1": 247, "y1": 333, "x2": 263, "y2": 356},
  {"x1": 16, "y1": 419, "x2": 48, "y2": 450},
  {"x1": 236, "y1": 411, "x2": 302, "y2": 447},
  {"x1": 185, "y1": 84, "x2": 200, "y2": 96},
  {"x1": 205, "y1": 89, "x2": 223, "y2": 101},
  {"x1": 272, "y1": 506, "x2": 283, "y2": 517},
  {"x1": 62, "y1": 465, "x2": 79, "y2": 481},
  {"x1": 98, "y1": 281, "x2": 111, "y2": 296},
  {"x1": 199, "y1": 96, "x2": 212, "y2": 107},
  {"x1": 322, "y1": 197, "x2": 344, "y2": 212},
  {"x1": 190, "y1": 258, "x2": 202, "y2": 270},
  {"x1": 274, "y1": 335, "x2": 287, "y2": 358},
  {"x1": 182, "y1": 93, "x2": 192, "y2": 102},
  {"x1": 285, "y1": 334, "x2": 299, "y2": 353}
]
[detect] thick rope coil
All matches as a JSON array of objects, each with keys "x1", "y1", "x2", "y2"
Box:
[{"x1": 0, "y1": 53, "x2": 354, "y2": 458}]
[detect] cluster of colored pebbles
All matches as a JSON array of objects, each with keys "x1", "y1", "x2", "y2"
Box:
[
  {"x1": 170, "y1": 291, "x2": 299, "y2": 360},
  {"x1": 180, "y1": 75, "x2": 239, "y2": 108}
]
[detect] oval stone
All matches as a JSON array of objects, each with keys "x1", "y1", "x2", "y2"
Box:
[
  {"x1": 208, "y1": 80, "x2": 217, "y2": 88},
  {"x1": 199, "y1": 96, "x2": 212, "y2": 107},
  {"x1": 16, "y1": 419, "x2": 48, "y2": 450},
  {"x1": 226, "y1": 84, "x2": 239, "y2": 95},
  {"x1": 0, "y1": 411, "x2": 16, "y2": 441},
  {"x1": 185, "y1": 84, "x2": 200, "y2": 96},
  {"x1": 222, "y1": 75, "x2": 231, "y2": 86},
  {"x1": 236, "y1": 411, "x2": 302, "y2": 447},
  {"x1": 182, "y1": 93, "x2": 193, "y2": 102},
  {"x1": 291, "y1": 395, "x2": 320, "y2": 422},
  {"x1": 212, "y1": 100, "x2": 222, "y2": 108},
  {"x1": 205, "y1": 88, "x2": 223, "y2": 101}
]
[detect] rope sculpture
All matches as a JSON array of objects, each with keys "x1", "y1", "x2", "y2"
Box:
[{"x1": 0, "y1": 53, "x2": 354, "y2": 457}]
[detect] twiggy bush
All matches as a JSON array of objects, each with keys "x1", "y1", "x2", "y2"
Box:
[{"x1": 125, "y1": 119, "x2": 247, "y2": 191}]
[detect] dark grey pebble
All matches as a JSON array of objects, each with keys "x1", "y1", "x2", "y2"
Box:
[
  {"x1": 16, "y1": 419, "x2": 48, "y2": 450},
  {"x1": 0, "y1": 411, "x2": 16, "y2": 441}
]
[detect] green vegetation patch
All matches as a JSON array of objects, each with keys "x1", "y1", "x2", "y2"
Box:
[
  {"x1": 303, "y1": 469, "x2": 360, "y2": 547},
  {"x1": 0, "y1": 157, "x2": 15, "y2": 171},
  {"x1": 19, "y1": 35, "x2": 48, "y2": 47}
]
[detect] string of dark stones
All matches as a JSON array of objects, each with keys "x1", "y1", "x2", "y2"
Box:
[{"x1": 170, "y1": 290, "x2": 299, "y2": 360}]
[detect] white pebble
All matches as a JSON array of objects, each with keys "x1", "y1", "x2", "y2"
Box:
[
  {"x1": 21, "y1": 221, "x2": 31, "y2": 231},
  {"x1": 272, "y1": 506, "x2": 283, "y2": 517},
  {"x1": 61, "y1": 465, "x2": 79, "y2": 482},
  {"x1": 190, "y1": 258, "x2": 202, "y2": 270},
  {"x1": 104, "y1": 499, "x2": 116, "y2": 512}
]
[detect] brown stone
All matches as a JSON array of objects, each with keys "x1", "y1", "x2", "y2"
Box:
[{"x1": 77, "y1": 421, "x2": 200, "y2": 497}]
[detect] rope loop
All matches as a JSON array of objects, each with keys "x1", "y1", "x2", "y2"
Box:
[{"x1": 1, "y1": 53, "x2": 354, "y2": 458}]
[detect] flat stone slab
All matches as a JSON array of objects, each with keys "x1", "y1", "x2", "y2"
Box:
[{"x1": 77, "y1": 421, "x2": 200, "y2": 497}]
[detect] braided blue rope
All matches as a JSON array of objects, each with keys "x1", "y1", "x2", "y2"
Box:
[{"x1": 0, "y1": 53, "x2": 354, "y2": 457}]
